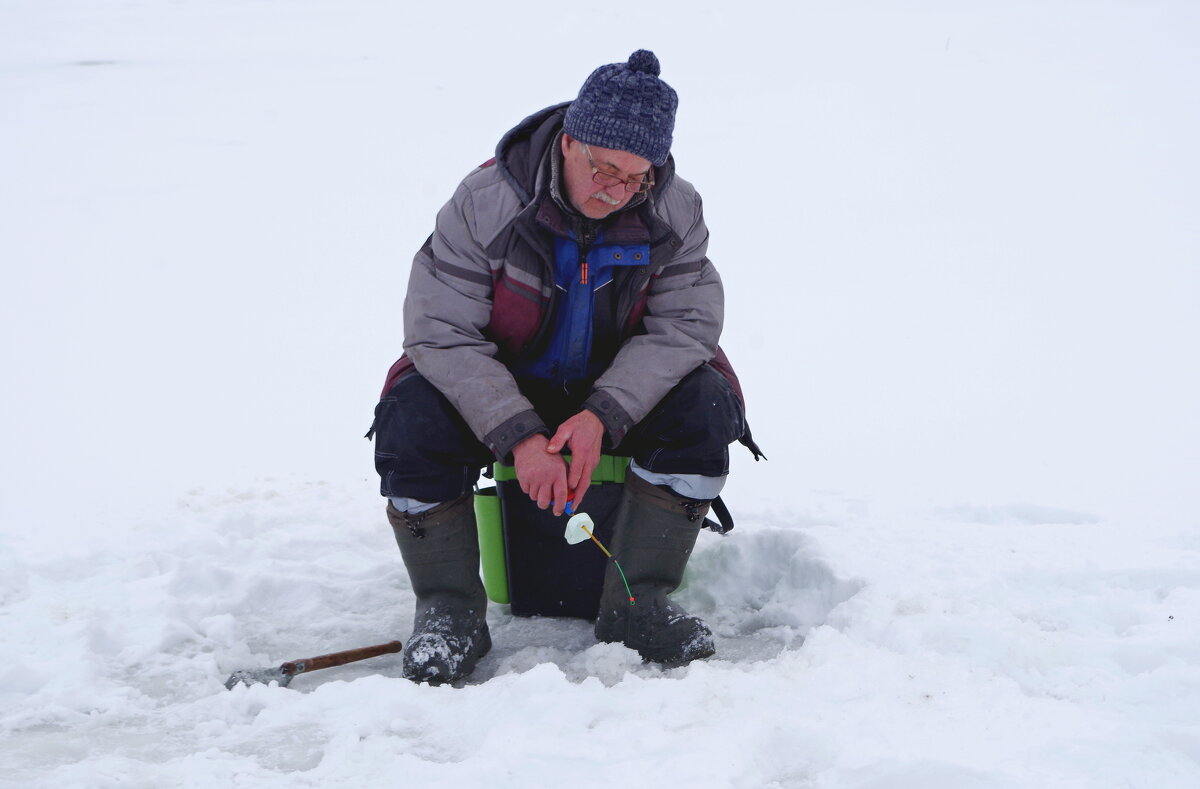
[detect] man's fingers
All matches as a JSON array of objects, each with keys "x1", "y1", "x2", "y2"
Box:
[
  {"x1": 551, "y1": 476, "x2": 570, "y2": 517},
  {"x1": 566, "y1": 460, "x2": 595, "y2": 511},
  {"x1": 572, "y1": 486, "x2": 588, "y2": 511},
  {"x1": 546, "y1": 426, "x2": 569, "y2": 454},
  {"x1": 566, "y1": 457, "x2": 588, "y2": 490},
  {"x1": 535, "y1": 483, "x2": 552, "y2": 511}
]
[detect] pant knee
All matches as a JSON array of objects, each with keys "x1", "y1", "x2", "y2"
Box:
[
  {"x1": 372, "y1": 372, "x2": 491, "y2": 501},
  {"x1": 618, "y1": 364, "x2": 746, "y2": 477}
]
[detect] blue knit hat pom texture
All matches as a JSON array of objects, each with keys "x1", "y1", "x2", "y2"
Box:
[{"x1": 563, "y1": 49, "x2": 678, "y2": 167}]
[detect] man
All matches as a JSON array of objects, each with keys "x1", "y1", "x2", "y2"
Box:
[{"x1": 370, "y1": 50, "x2": 760, "y2": 684}]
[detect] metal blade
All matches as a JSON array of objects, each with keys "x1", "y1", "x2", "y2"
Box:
[{"x1": 223, "y1": 665, "x2": 294, "y2": 690}]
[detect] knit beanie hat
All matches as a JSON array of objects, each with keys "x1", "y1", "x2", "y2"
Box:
[{"x1": 563, "y1": 50, "x2": 678, "y2": 167}]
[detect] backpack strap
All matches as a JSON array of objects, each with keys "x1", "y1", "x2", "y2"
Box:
[{"x1": 704, "y1": 495, "x2": 735, "y2": 534}]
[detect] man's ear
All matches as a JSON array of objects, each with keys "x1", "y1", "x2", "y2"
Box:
[{"x1": 561, "y1": 134, "x2": 574, "y2": 157}]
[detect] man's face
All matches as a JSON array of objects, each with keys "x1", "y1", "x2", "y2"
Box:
[{"x1": 560, "y1": 135, "x2": 653, "y2": 220}]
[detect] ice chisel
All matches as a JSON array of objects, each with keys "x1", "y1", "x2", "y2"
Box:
[{"x1": 223, "y1": 640, "x2": 403, "y2": 689}]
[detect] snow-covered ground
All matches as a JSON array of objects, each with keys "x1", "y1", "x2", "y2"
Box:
[{"x1": 3, "y1": 1, "x2": 1198, "y2": 786}]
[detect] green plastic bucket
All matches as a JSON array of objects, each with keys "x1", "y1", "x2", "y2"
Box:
[
  {"x1": 491, "y1": 454, "x2": 629, "y2": 485},
  {"x1": 474, "y1": 487, "x2": 509, "y2": 604},
  {"x1": 479, "y1": 456, "x2": 631, "y2": 615}
]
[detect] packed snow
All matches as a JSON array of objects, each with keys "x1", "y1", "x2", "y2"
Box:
[{"x1": 2, "y1": 1, "x2": 1199, "y2": 787}]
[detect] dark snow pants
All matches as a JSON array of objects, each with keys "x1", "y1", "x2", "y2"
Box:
[{"x1": 371, "y1": 364, "x2": 747, "y2": 503}]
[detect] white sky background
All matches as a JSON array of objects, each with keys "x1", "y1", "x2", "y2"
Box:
[{"x1": 2, "y1": 0, "x2": 1198, "y2": 546}]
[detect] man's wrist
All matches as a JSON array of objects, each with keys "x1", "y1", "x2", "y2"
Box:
[{"x1": 513, "y1": 432, "x2": 549, "y2": 458}]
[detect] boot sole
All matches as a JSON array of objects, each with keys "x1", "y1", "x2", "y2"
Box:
[
  {"x1": 595, "y1": 617, "x2": 716, "y2": 667},
  {"x1": 639, "y1": 640, "x2": 716, "y2": 667}
]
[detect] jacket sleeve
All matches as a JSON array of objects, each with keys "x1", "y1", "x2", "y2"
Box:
[
  {"x1": 403, "y1": 182, "x2": 548, "y2": 461},
  {"x1": 584, "y1": 187, "x2": 724, "y2": 445}
]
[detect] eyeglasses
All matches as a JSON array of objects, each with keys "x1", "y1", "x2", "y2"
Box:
[{"x1": 581, "y1": 142, "x2": 655, "y2": 194}]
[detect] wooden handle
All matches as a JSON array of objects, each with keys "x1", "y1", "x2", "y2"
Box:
[{"x1": 281, "y1": 640, "x2": 403, "y2": 676}]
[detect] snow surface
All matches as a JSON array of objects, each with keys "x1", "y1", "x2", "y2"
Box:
[{"x1": 3, "y1": 1, "x2": 1199, "y2": 786}]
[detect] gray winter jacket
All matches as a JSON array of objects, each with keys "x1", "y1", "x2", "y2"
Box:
[{"x1": 397, "y1": 104, "x2": 732, "y2": 462}]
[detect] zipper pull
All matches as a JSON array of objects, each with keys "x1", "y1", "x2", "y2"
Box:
[{"x1": 580, "y1": 261, "x2": 588, "y2": 285}]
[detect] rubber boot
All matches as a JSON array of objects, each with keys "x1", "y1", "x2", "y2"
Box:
[
  {"x1": 387, "y1": 494, "x2": 491, "y2": 684},
  {"x1": 594, "y1": 472, "x2": 716, "y2": 666}
]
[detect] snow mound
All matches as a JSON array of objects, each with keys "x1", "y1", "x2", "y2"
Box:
[
  {"x1": 681, "y1": 524, "x2": 865, "y2": 662},
  {"x1": 468, "y1": 520, "x2": 863, "y2": 682}
]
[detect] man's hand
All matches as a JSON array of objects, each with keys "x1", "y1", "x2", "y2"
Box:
[
  {"x1": 547, "y1": 410, "x2": 605, "y2": 511},
  {"x1": 512, "y1": 434, "x2": 570, "y2": 515}
]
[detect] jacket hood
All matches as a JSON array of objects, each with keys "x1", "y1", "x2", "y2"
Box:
[{"x1": 495, "y1": 102, "x2": 675, "y2": 207}]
